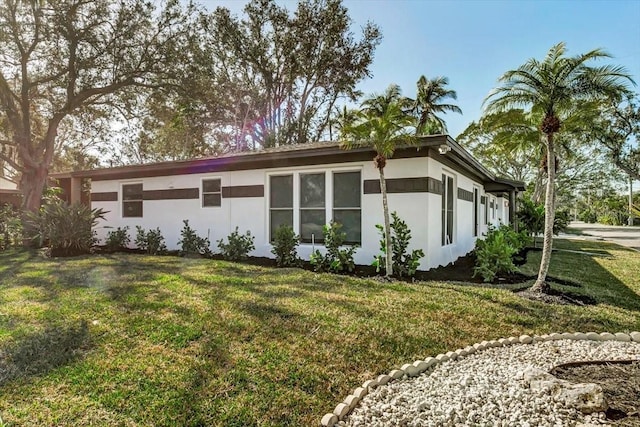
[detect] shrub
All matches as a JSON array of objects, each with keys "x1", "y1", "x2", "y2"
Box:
[
  {"x1": 271, "y1": 225, "x2": 300, "y2": 267},
  {"x1": 178, "y1": 220, "x2": 211, "y2": 256},
  {"x1": 134, "y1": 226, "x2": 167, "y2": 255},
  {"x1": 0, "y1": 204, "x2": 22, "y2": 251},
  {"x1": 518, "y1": 197, "x2": 572, "y2": 244},
  {"x1": 473, "y1": 225, "x2": 528, "y2": 282},
  {"x1": 517, "y1": 197, "x2": 544, "y2": 241},
  {"x1": 105, "y1": 226, "x2": 130, "y2": 251},
  {"x1": 373, "y1": 212, "x2": 425, "y2": 278},
  {"x1": 24, "y1": 198, "x2": 106, "y2": 256},
  {"x1": 579, "y1": 209, "x2": 597, "y2": 223},
  {"x1": 309, "y1": 221, "x2": 357, "y2": 273},
  {"x1": 554, "y1": 209, "x2": 571, "y2": 234},
  {"x1": 217, "y1": 227, "x2": 255, "y2": 261}
]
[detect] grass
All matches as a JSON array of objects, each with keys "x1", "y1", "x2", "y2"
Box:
[{"x1": 0, "y1": 239, "x2": 638, "y2": 426}]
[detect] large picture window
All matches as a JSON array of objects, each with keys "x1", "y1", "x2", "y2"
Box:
[
  {"x1": 268, "y1": 169, "x2": 362, "y2": 246},
  {"x1": 333, "y1": 171, "x2": 361, "y2": 244},
  {"x1": 202, "y1": 178, "x2": 222, "y2": 207},
  {"x1": 300, "y1": 173, "x2": 326, "y2": 243},
  {"x1": 441, "y1": 173, "x2": 454, "y2": 245},
  {"x1": 122, "y1": 183, "x2": 143, "y2": 218},
  {"x1": 269, "y1": 175, "x2": 293, "y2": 240}
]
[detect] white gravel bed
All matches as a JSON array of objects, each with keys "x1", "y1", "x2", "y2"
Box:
[{"x1": 341, "y1": 340, "x2": 640, "y2": 427}]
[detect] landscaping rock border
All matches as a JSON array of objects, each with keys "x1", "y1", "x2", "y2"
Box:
[{"x1": 320, "y1": 331, "x2": 640, "y2": 426}]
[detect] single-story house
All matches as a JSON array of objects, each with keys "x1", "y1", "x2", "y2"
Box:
[
  {"x1": 0, "y1": 176, "x2": 20, "y2": 207},
  {"x1": 51, "y1": 135, "x2": 524, "y2": 270}
]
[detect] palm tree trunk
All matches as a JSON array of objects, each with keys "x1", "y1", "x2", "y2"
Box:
[
  {"x1": 531, "y1": 134, "x2": 556, "y2": 293},
  {"x1": 379, "y1": 167, "x2": 393, "y2": 277}
]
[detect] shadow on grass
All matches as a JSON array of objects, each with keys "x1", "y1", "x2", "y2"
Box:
[
  {"x1": 0, "y1": 320, "x2": 90, "y2": 386},
  {"x1": 542, "y1": 243, "x2": 640, "y2": 312},
  {"x1": 0, "y1": 249, "x2": 36, "y2": 279}
]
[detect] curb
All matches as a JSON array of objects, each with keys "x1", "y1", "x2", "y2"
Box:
[{"x1": 320, "y1": 331, "x2": 640, "y2": 426}]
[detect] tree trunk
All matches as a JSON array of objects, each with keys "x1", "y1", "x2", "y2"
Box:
[
  {"x1": 629, "y1": 175, "x2": 634, "y2": 226},
  {"x1": 532, "y1": 170, "x2": 545, "y2": 204},
  {"x1": 379, "y1": 166, "x2": 393, "y2": 277},
  {"x1": 531, "y1": 134, "x2": 556, "y2": 293},
  {"x1": 20, "y1": 164, "x2": 49, "y2": 212}
]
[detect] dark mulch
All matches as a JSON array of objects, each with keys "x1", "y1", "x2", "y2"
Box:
[
  {"x1": 552, "y1": 361, "x2": 640, "y2": 425},
  {"x1": 517, "y1": 288, "x2": 596, "y2": 306}
]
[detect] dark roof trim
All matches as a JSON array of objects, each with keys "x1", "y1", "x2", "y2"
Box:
[
  {"x1": 51, "y1": 135, "x2": 525, "y2": 191},
  {"x1": 484, "y1": 177, "x2": 526, "y2": 193}
]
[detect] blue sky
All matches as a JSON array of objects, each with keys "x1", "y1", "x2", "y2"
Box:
[{"x1": 205, "y1": 0, "x2": 640, "y2": 138}]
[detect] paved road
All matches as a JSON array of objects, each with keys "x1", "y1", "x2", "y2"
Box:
[{"x1": 566, "y1": 221, "x2": 640, "y2": 251}]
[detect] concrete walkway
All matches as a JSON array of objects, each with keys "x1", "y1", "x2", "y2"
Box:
[{"x1": 565, "y1": 221, "x2": 640, "y2": 251}]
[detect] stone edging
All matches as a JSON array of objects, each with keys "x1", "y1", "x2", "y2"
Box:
[{"x1": 320, "y1": 331, "x2": 640, "y2": 426}]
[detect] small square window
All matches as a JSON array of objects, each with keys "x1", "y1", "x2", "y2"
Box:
[
  {"x1": 122, "y1": 183, "x2": 143, "y2": 218},
  {"x1": 202, "y1": 178, "x2": 222, "y2": 207}
]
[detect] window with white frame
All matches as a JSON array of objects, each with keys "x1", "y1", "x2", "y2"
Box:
[
  {"x1": 268, "y1": 170, "x2": 361, "y2": 245},
  {"x1": 122, "y1": 183, "x2": 143, "y2": 217},
  {"x1": 490, "y1": 196, "x2": 496, "y2": 220},
  {"x1": 441, "y1": 173, "x2": 455, "y2": 245},
  {"x1": 333, "y1": 171, "x2": 361, "y2": 245},
  {"x1": 269, "y1": 175, "x2": 293, "y2": 240},
  {"x1": 473, "y1": 188, "x2": 479, "y2": 237},
  {"x1": 481, "y1": 195, "x2": 488, "y2": 225},
  {"x1": 202, "y1": 178, "x2": 222, "y2": 207},
  {"x1": 299, "y1": 172, "x2": 326, "y2": 243}
]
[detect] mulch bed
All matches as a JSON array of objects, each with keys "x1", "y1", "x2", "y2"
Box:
[{"x1": 552, "y1": 361, "x2": 640, "y2": 425}]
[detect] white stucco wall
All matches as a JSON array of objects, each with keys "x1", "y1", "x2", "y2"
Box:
[
  {"x1": 91, "y1": 156, "x2": 505, "y2": 270},
  {"x1": 0, "y1": 176, "x2": 16, "y2": 191}
]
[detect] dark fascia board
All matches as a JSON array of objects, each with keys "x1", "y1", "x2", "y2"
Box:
[
  {"x1": 484, "y1": 177, "x2": 526, "y2": 193},
  {"x1": 51, "y1": 137, "x2": 445, "y2": 181},
  {"x1": 49, "y1": 135, "x2": 523, "y2": 191}
]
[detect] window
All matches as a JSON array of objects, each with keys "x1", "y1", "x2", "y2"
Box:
[
  {"x1": 473, "y1": 188, "x2": 479, "y2": 237},
  {"x1": 333, "y1": 171, "x2": 361, "y2": 244},
  {"x1": 441, "y1": 173, "x2": 454, "y2": 245},
  {"x1": 122, "y1": 183, "x2": 143, "y2": 217},
  {"x1": 300, "y1": 173, "x2": 326, "y2": 243},
  {"x1": 268, "y1": 169, "x2": 362, "y2": 246},
  {"x1": 269, "y1": 175, "x2": 293, "y2": 240},
  {"x1": 202, "y1": 178, "x2": 222, "y2": 207},
  {"x1": 482, "y1": 196, "x2": 489, "y2": 225},
  {"x1": 490, "y1": 197, "x2": 496, "y2": 220}
]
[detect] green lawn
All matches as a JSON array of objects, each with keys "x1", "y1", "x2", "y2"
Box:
[{"x1": 0, "y1": 239, "x2": 638, "y2": 426}]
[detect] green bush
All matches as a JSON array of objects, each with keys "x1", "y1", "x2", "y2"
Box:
[
  {"x1": 105, "y1": 226, "x2": 130, "y2": 251},
  {"x1": 373, "y1": 212, "x2": 425, "y2": 278},
  {"x1": 270, "y1": 225, "x2": 300, "y2": 267},
  {"x1": 554, "y1": 209, "x2": 571, "y2": 233},
  {"x1": 0, "y1": 204, "x2": 22, "y2": 251},
  {"x1": 474, "y1": 225, "x2": 528, "y2": 282},
  {"x1": 134, "y1": 226, "x2": 167, "y2": 255},
  {"x1": 309, "y1": 221, "x2": 357, "y2": 273},
  {"x1": 579, "y1": 209, "x2": 597, "y2": 223},
  {"x1": 24, "y1": 199, "x2": 106, "y2": 256},
  {"x1": 217, "y1": 227, "x2": 255, "y2": 261},
  {"x1": 518, "y1": 197, "x2": 571, "y2": 244},
  {"x1": 517, "y1": 197, "x2": 544, "y2": 240},
  {"x1": 178, "y1": 220, "x2": 211, "y2": 256}
]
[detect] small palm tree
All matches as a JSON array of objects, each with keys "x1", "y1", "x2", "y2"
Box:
[
  {"x1": 412, "y1": 76, "x2": 462, "y2": 135},
  {"x1": 340, "y1": 85, "x2": 416, "y2": 277},
  {"x1": 484, "y1": 42, "x2": 633, "y2": 293}
]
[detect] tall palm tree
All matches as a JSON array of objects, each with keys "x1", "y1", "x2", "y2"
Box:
[
  {"x1": 340, "y1": 85, "x2": 416, "y2": 277},
  {"x1": 484, "y1": 42, "x2": 633, "y2": 293},
  {"x1": 412, "y1": 76, "x2": 462, "y2": 135}
]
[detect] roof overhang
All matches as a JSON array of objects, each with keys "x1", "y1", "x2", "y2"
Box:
[{"x1": 50, "y1": 135, "x2": 525, "y2": 192}]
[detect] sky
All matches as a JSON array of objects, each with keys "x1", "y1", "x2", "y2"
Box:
[{"x1": 203, "y1": 0, "x2": 640, "y2": 139}]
